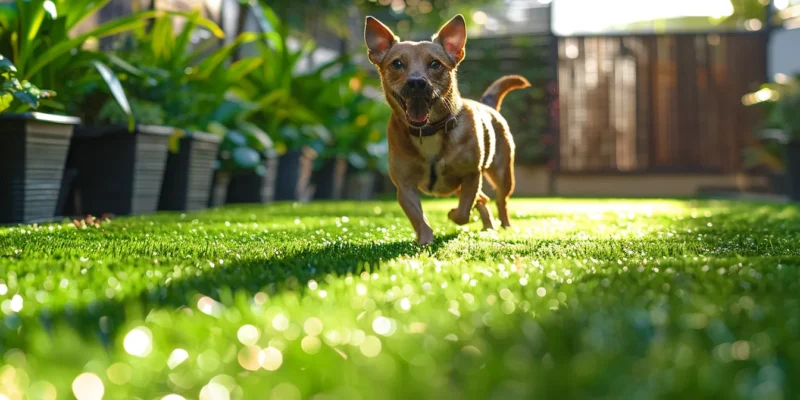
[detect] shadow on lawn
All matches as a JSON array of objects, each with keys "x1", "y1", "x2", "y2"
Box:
[{"x1": 34, "y1": 234, "x2": 459, "y2": 344}]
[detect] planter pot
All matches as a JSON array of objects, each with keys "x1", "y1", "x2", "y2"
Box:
[
  {"x1": 63, "y1": 125, "x2": 171, "y2": 216},
  {"x1": 768, "y1": 172, "x2": 787, "y2": 195},
  {"x1": 226, "y1": 155, "x2": 279, "y2": 204},
  {"x1": 312, "y1": 157, "x2": 349, "y2": 200},
  {"x1": 788, "y1": 142, "x2": 800, "y2": 201},
  {"x1": 344, "y1": 170, "x2": 378, "y2": 200},
  {"x1": 373, "y1": 173, "x2": 395, "y2": 197},
  {"x1": 0, "y1": 113, "x2": 80, "y2": 223},
  {"x1": 275, "y1": 148, "x2": 317, "y2": 202},
  {"x1": 208, "y1": 171, "x2": 231, "y2": 208},
  {"x1": 158, "y1": 132, "x2": 222, "y2": 211}
]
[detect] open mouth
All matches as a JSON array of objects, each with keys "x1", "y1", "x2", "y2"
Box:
[{"x1": 393, "y1": 92, "x2": 432, "y2": 128}]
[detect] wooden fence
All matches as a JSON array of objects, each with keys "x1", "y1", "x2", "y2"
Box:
[{"x1": 557, "y1": 34, "x2": 767, "y2": 174}]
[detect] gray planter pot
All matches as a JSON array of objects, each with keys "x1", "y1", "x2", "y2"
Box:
[{"x1": 0, "y1": 113, "x2": 80, "y2": 223}]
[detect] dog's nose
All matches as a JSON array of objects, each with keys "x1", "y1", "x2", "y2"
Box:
[{"x1": 407, "y1": 78, "x2": 428, "y2": 91}]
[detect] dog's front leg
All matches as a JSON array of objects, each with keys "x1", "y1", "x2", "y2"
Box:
[
  {"x1": 397, "y1": 186, "x2": 434, "y2": 246},
  {"x1": 448, "y1": 173, "x2": 481, "y2": 226}
]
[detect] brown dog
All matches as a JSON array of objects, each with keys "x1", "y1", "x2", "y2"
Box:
[{"x1": 365, "y1": 14, "x2": 529, "y2": 246}]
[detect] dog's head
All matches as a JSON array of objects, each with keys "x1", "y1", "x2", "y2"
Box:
[{"x1": 364, "y1": 15, "x2": 467, "y2": 128}]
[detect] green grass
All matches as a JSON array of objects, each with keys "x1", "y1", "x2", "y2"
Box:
[{"x1": 1, "y1": 199, "x2": 800, "y2": 399}]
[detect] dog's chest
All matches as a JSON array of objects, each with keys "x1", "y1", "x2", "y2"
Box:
[
  {"x1": 411, "y1": 134, "x2": 457, "y2": 195},
  {"x1": 411, "y1": 133, "x2": 443, "y2": 161}
]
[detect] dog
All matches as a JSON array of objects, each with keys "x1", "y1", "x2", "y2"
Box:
[{"x1": 365, "y1": 14, "x2": 530, "y2": 246}]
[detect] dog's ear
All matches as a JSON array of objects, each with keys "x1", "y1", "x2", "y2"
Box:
[
  {"x1": 433, "y1": 14, "x2": 467, "y2": 65},
  {"x1": 365, "y1": 16, "x2": 398, "y2": 65}
]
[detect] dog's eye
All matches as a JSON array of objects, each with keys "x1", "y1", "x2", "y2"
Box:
[
  {"x1": 391, "y1": 60, "x2": 404, "y2": 70},
  {"x1": 429, "y1": 60, "x2": 442, "y2": 70}
]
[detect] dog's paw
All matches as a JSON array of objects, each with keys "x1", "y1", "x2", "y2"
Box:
[
  {"x1": 448, "y1": 209, "x2": 470, "y2": 226},
  {"x1": 417, "y1": 227, "x2": 434, "y2": 246}
]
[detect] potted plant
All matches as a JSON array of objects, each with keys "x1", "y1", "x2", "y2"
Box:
[
  {"x1": 313, "y1": 75, "x2": 390, "y2": 200},
  {"x1": 233, "y1": 4, "x2": 346, "y2": 202},
  {"x1": 0, "y1": 0, "x2": 160, "y2": 222},
  {"x1": 215, "y1": 126, "x2": 280, "y2": 206},
  {"x1": 744, "y1": 74, "x2": 800, "y2": 200},
  {"x1": 742, "y1": 131, "x2": 788, "y2": 195},
  {"x1": 0, "y1": 55, "x2": 80, "y2": 223},
  {"x1": 65, "y1": 13, "x2": 260, "y2": 214}
]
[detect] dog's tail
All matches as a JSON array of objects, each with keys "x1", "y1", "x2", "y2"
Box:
[{"x1": 480, "y1": 75, "x2": 531, "y2": 111}]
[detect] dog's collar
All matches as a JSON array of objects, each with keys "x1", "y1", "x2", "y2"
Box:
[{"x1": 408, "y1": 113, "x2": 458, "y2": 143}]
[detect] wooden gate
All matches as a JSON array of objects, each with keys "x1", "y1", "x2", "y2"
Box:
[{"x1": 557, "y1": 34, "x2": 766, "y2": 174}]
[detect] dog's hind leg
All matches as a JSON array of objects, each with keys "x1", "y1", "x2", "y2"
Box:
[{"x1": 486, "y1": 163, "x2": 514, "y2": 228}]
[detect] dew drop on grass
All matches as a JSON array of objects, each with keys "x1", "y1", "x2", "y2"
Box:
[
  {"x1": 167, "y1": 349, "x2": 189, "y2": 369},
  {"x1": 123, "y1": 326, "x2": 152, "y2": 358},
  {"x1": 272, "y1": 314, "x2": 290, "y2": 331},
  {"x1": 360, "y1": 335, "x2": 382, "y2": 357},
  {"x1": 304, "y1": 318, "x2": 323, "y2": 336},
  {"x1": 259, "y1": 347, "x2": 283, "y2": 371},
  {"x1": 199, "y1": 382, "x2": 229, "y2": 400},
  {"x1": 237, "y1": 325, "x2": 260, "y2": 345},
  {"x1": 301, "y1": 336, "x2": 322, "y2": 354},
  {"x1": 72, "y1": 373, "x2": 104, "y2": 400}
]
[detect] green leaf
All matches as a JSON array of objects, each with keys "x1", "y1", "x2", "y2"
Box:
[
  {"x1": 232, "y1": 147, "x2": 261, "y2": 169},
  {"x1": 25, "y1": 10, "x2": 223, "y2": 81},
  {"x1": 0, "y1": 54, "x2": 17, "y2": 73},
  {"x1": 106, "y1": 54, "x2": 148, "y2": 78},
  {"x1": 91, "y1": 60, "x2": 134, "y2": 132},
  {"x1": 226, "y1": 130, "x2": 248, "y2": 147},
  {"x1": 227, "y1": 58, "x2": 263, "y2": 81},
  {"x1": 0, "y1": 91, "x2": 13, "y2": 112},
  {"x1": 239, "y1": 121, "x2": 273, "y2": 150},
  {"x1": 150, "y1": 15, "x2": 175, "y2": 62},
  {"x1": 194, "y1": 32, "x2": 265, "y2": 79},
  {"x1": 63, "y1": 0, "x2": 112, "y2": 31},
  {"x1": 11, "y1": 86, "x2": 39, "y2": 108},
  {"x1": 168, "y1": 129, "x2": 186, "y2": 154},
  {"x1": 0, "y1": 3, "x2": 17, "y2": 29}
]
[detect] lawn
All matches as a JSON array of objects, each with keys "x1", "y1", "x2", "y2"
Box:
[{"x1": 1, "y1": 199, "x2": 799, "y2": 399}]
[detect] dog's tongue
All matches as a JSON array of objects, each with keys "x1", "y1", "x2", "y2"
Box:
[{"x1": 406, "y1": 97, "x2": 429, "y2": 123}]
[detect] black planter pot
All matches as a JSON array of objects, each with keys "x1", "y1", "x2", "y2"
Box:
[
  {"x1": 225, "y1": 155, "x2": 279, "y2": 204},
  {"x1": 275, "y1": 148, "x2": 316, "y2": 202},
  {"x1": 209, "y1": 171, "x2": 231, "y2": 208},
  {"x1": 787, "y1": 142, "x2": 800, "y2": 201},
  {"x1": 768, "y1": 172, "x2": 787, "y2": 196},
  {"x1": 0, "y1": 113, "x2": 80, "y2": 223},
  {"x1": 312, "y1": 157, "x2": 349, "y2": 200},
  {"x1": 63, "y1": 125, "x2": 171, "y2": 216},
  {"x1": 344, "y1": 170, "x2": 378, "y2": 200},
  {"x1": 158, "y1": 132, "x2": 221, "y2": 211}
]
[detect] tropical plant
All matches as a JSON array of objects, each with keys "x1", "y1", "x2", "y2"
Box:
[
  {"x1": 0, "y1": 53, "x2": 52, "y2": 112},
  {"x1": 211, "y1": 124, "x2": 277, "y2": 176},
  {"x1": 742, "y1": 74, "x2": 800, "y2": 172},
  {"x1": 0, "y1": 0, "x2": 232, "y2": 129},
  {"x1": 744, "y1": 73, "x2": 800, "y2": 139},
  {"x1": 231, "y1": 4, "x2": 340, "y2": 154},
  {"x1": 93, "y1": 12, "x2": 266, "y2": 135},
  {"x1": 313, "y1": 71, "x2": 390, "y2": 171},
  {"x1": 0, "y1": 1, "x2": 151, "y2": 126}
]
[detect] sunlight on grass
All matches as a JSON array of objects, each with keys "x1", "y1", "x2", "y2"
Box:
[{"x1": 1, "y1": 199, "x2": 799, "y2": 398}]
